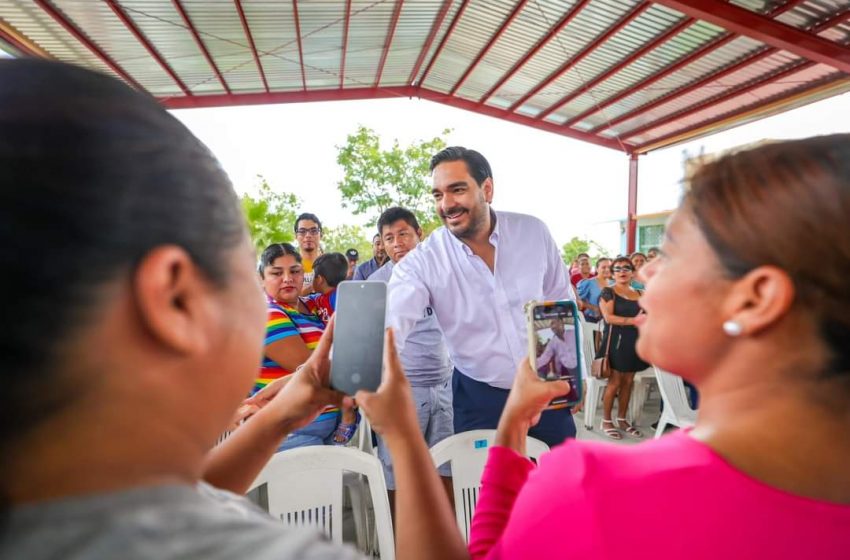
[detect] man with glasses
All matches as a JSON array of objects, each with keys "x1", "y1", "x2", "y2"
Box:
[
  {"x1": 353, "y1": 233, "x2": 388, "y2": 281},
  {"x1": 293, "y1": 213, "x2": 323, "y2": 294}
]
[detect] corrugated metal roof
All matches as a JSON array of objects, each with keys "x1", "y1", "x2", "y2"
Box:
[{"x1": 4, "y1": 0, "x2": 849, "y2": 153}]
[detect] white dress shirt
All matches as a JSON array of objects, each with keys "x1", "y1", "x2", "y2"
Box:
[
  {"x1": 536, "y1": 333, "x2": 578, "y2": 371},
  {"x1": 387, "y1": 210, "x2": 574, "y2": 389},
  {"x1": 370, "y1": 261, "x2": 451, "y2": 386}
]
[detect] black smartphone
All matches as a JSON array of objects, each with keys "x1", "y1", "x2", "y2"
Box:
[
  {"x1": 526, "y1": 300, "x2": 584, "y2": 407},
  {"x1": 329, "y1": 281, "x2": 386, "y2": 395}
]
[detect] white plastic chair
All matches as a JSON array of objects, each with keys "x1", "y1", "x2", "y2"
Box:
[
  {"x1": 430, "y1": 430, "x2": 549, "y2": 543},
  {"x1": 580, "y1": 317, "x2": 608, "y2": 429},
  {"x1": 653, "y1": 366, "x2": 697, "y2": 438},
  {"x1": 249, "y1": 446, "x2": 395, "y2": 560},
  {"x1": 627, "y1": 367, "x2": 656, "y2": 426}
]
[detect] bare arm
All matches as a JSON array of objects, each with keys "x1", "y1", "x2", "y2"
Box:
[
  {"x1": 264, "y1": 335, "x2": 312, "y2": 372},
  {"x1": 357, "y1": 330, "x2": 468, "y2": 560},
  {"x1": 203, "y1": 322, "x2": 347, "y2": 494}
]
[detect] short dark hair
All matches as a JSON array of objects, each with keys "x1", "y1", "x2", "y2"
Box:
[
  {"x1": 377, "y1": 207, "x2": 421, "y2": 236},
  {"x1": 294, "y1": 212, "x2": 322, "y2": 233},
  {"x1": 429, "y1": 146, "x2": 493, "y2": 186},
  {"x1": 577, "y1": 253, "x2": 590, "y2": 260},
  {"x1": 313, "y1": 253, "x2": 348, "y2": 288},
  {"x1": 0, "y1": 60, "x2": 245, "y2": 451},
  {"x1": 372, "y1": 233, "x2": 381, "y2": 242},
  {"x1": 259, "y1": 243, "x2": 301, "y2": 275},
  {"x1": 611, "y1": 256, "x2": 633, "y2": 269},
  {"x1": 630, "y1": 252, "x2": 647, "y2": 260}
]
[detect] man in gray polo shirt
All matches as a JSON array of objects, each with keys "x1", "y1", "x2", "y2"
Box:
[{"x1": 370, "y1": 207, "x2": 453, "y2": 505}]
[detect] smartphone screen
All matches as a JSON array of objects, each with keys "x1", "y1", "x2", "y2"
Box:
[
  {"x1": 530, "y1": 301, "x2": 583, "y2": 407},
  {"x1": 330, "y1": 281, "x2": 386, "y2": 396}
]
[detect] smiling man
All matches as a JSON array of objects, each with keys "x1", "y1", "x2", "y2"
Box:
[
  {"x1": 369, "y1": 206, "x2": 453, "y2": 507},
  {"x1": 386, "y1": 147, "x2": 577, "y2": 447}
]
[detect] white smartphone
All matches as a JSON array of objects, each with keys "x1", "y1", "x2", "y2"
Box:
[
  {"x1": 330, "y1": 281, "x2": 386, "y2": 395},
  {"x1": 525, "y1": 300, "x2": 583, "y2": 407}
]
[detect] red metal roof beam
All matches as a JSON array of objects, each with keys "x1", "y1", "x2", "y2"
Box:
[
  {"x1": 233, "y1": 0, "x2": 270, "y2": 93},
  {"x1": 33, "y1": 0, "x2": 142, "y2": 89},
  {"x1": 448, "y1": 0, "x2": 531, "y2": 96},
  {"x1": 561, "y1": 0, "x2": 806, "y2": 130},
  {"x1": 374, "y1": 0, "x2": 405, "y2": 87},
  {"x1": 104, "y1": 0, "x2": 191, "y2": 95},
  {"x1": 172, "y1": 0, "x2": 231, "y2": 94},
  {"x1": 653, "y1": 0, "x2": 850, "y2": 75},
  {"x1": 540, "y1": 16, "x2": 695, "y2": 122},
  {"x1": 340, "y1": 0, "x2": 352, "y2": 88},
  {"x1": 598, "y1": 6, "x2": 849, "y2": 138},
  {"x1": 479, "y1": 0, "x2": 591, "y2": 106},
  {"x1": 291, "y1": 0, "x2": 306, "y2": 91},
  {"x1": 418, "y1": 0, "x2": 470, "y2": 87},
  {"x1": 418, "y1": 87, "x2": 632, "y2": 152},
  {"x1": 508, "y1": 2, "x2": 650, "y2": 115},
  {"x1": 408, "y1": 0, "x2": 453, "y2": 86},
  {"x1": 161, "y1": 86, "x2": 419, "y2": 109}
]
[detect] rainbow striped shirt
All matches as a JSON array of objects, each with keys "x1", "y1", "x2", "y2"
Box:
[{"x1": 255, "y1": 295, "x2": 339, "y2": 420}]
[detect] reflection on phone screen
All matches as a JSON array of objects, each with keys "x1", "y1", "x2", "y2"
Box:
[{"x1": 532, "y1": 304, "x2": 581, "y2": 406}]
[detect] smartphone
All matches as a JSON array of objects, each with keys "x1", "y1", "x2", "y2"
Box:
[
  {"x1": 525, "y1": 300, "x2": 583, "y2": 407},
  {"x1": 330, "y1": 281, "x2": 386, "y2": 395}
]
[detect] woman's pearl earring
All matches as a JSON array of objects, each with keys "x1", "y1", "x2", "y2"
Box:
[{"x1": 723, "y1": 320, "x2": 743, "y2": 337}]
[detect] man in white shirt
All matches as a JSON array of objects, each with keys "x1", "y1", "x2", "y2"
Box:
[
  {"x1": 536, "y1": 319, "x2": 578, "y2": 375},
  {"x1": 370, "y1": 206, "x2": 453, "y2": 504},
  {"x1": 386, "y1": 147, "x2": 577, "y2": 447}
]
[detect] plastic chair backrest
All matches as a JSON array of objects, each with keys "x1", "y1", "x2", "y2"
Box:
[
  {"x1": 578, "y1": 315, "x2": 600, "y2": 380},
  {"x1": 654, "y1": 366, "x2": 696, "y2": 421},
  {"x1": 249, "y1": 446, "x2": 395, "y2": 559},
  {"x1": 430, "y1": 430, "x2": 549, "y2": 543}
]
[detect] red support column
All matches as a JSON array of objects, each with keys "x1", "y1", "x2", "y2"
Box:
[{"x1": 627, "y1": 153, "x2": 639, "y2": 254}]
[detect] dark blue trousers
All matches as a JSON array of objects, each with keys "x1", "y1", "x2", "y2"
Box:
[{"x1": 452, "y1": 368, "x2": 577, "y2": 448}]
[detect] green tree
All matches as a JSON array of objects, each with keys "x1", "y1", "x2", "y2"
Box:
[
  {"x1": 336, "y1": 125, "x2": 450, "y2": 234},
  {"x1": 321, "y1": 223, "x2": 373, "y2": 260},
  {"x1": 240, "y1": 176, "x2": 301, "y2": 253},
  {"x1": 561, "y1": 236, "x2": 607, "y2": 267}
]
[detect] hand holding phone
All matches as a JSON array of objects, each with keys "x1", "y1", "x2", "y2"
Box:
[
  {"x1": 330, "y1": 281, "x2": 386, "y2": 395},
  {"x1": 525, "y1": 300, "x2": 583, "y2": 407}
]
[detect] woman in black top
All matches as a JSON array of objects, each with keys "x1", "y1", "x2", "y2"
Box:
[{"x1": 598, "y1": 256, "x2": 649, "y2": 439}]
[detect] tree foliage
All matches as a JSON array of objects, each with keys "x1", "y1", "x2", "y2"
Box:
[
  {"x1": 322, "y1": 224, "x2": 373, "y2": 260},
  {"x1": 240, "y1": 176, "x2": 300, "y2": 253},
  {"x1": 561, "y1": 236, "x2": 607, "y2": 266},
  {"x1": 336, "y1": 125, "x2": 450, "y2": 233}
]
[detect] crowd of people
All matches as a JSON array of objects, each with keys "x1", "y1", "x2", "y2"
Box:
[{"x1": 3, "y1": 60, "x2": 849, "y2": 560}]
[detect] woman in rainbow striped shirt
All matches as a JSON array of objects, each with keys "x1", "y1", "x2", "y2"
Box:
[{"x1": 248, "y1": 243, "x2": 356, "y2": 449}]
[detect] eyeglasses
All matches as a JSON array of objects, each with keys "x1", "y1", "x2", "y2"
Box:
[
  {"x1": 612, "y1": 266, "x2": 634, "y2": 273},
  {"x1": 296, "y1": 227, "x2": 320, "y2": 236}
]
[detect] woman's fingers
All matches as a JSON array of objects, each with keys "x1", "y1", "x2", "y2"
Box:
[
  {"x1": 382, "y1": 328, "x2": 404, "y2": 383},
  {"x1": 311, "y1": 316, "x2": 335, "y2": 363}
]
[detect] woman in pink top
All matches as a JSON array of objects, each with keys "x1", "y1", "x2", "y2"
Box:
[{"x1": 359, "y1": 135, "x2": 850, "y2": 559}]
